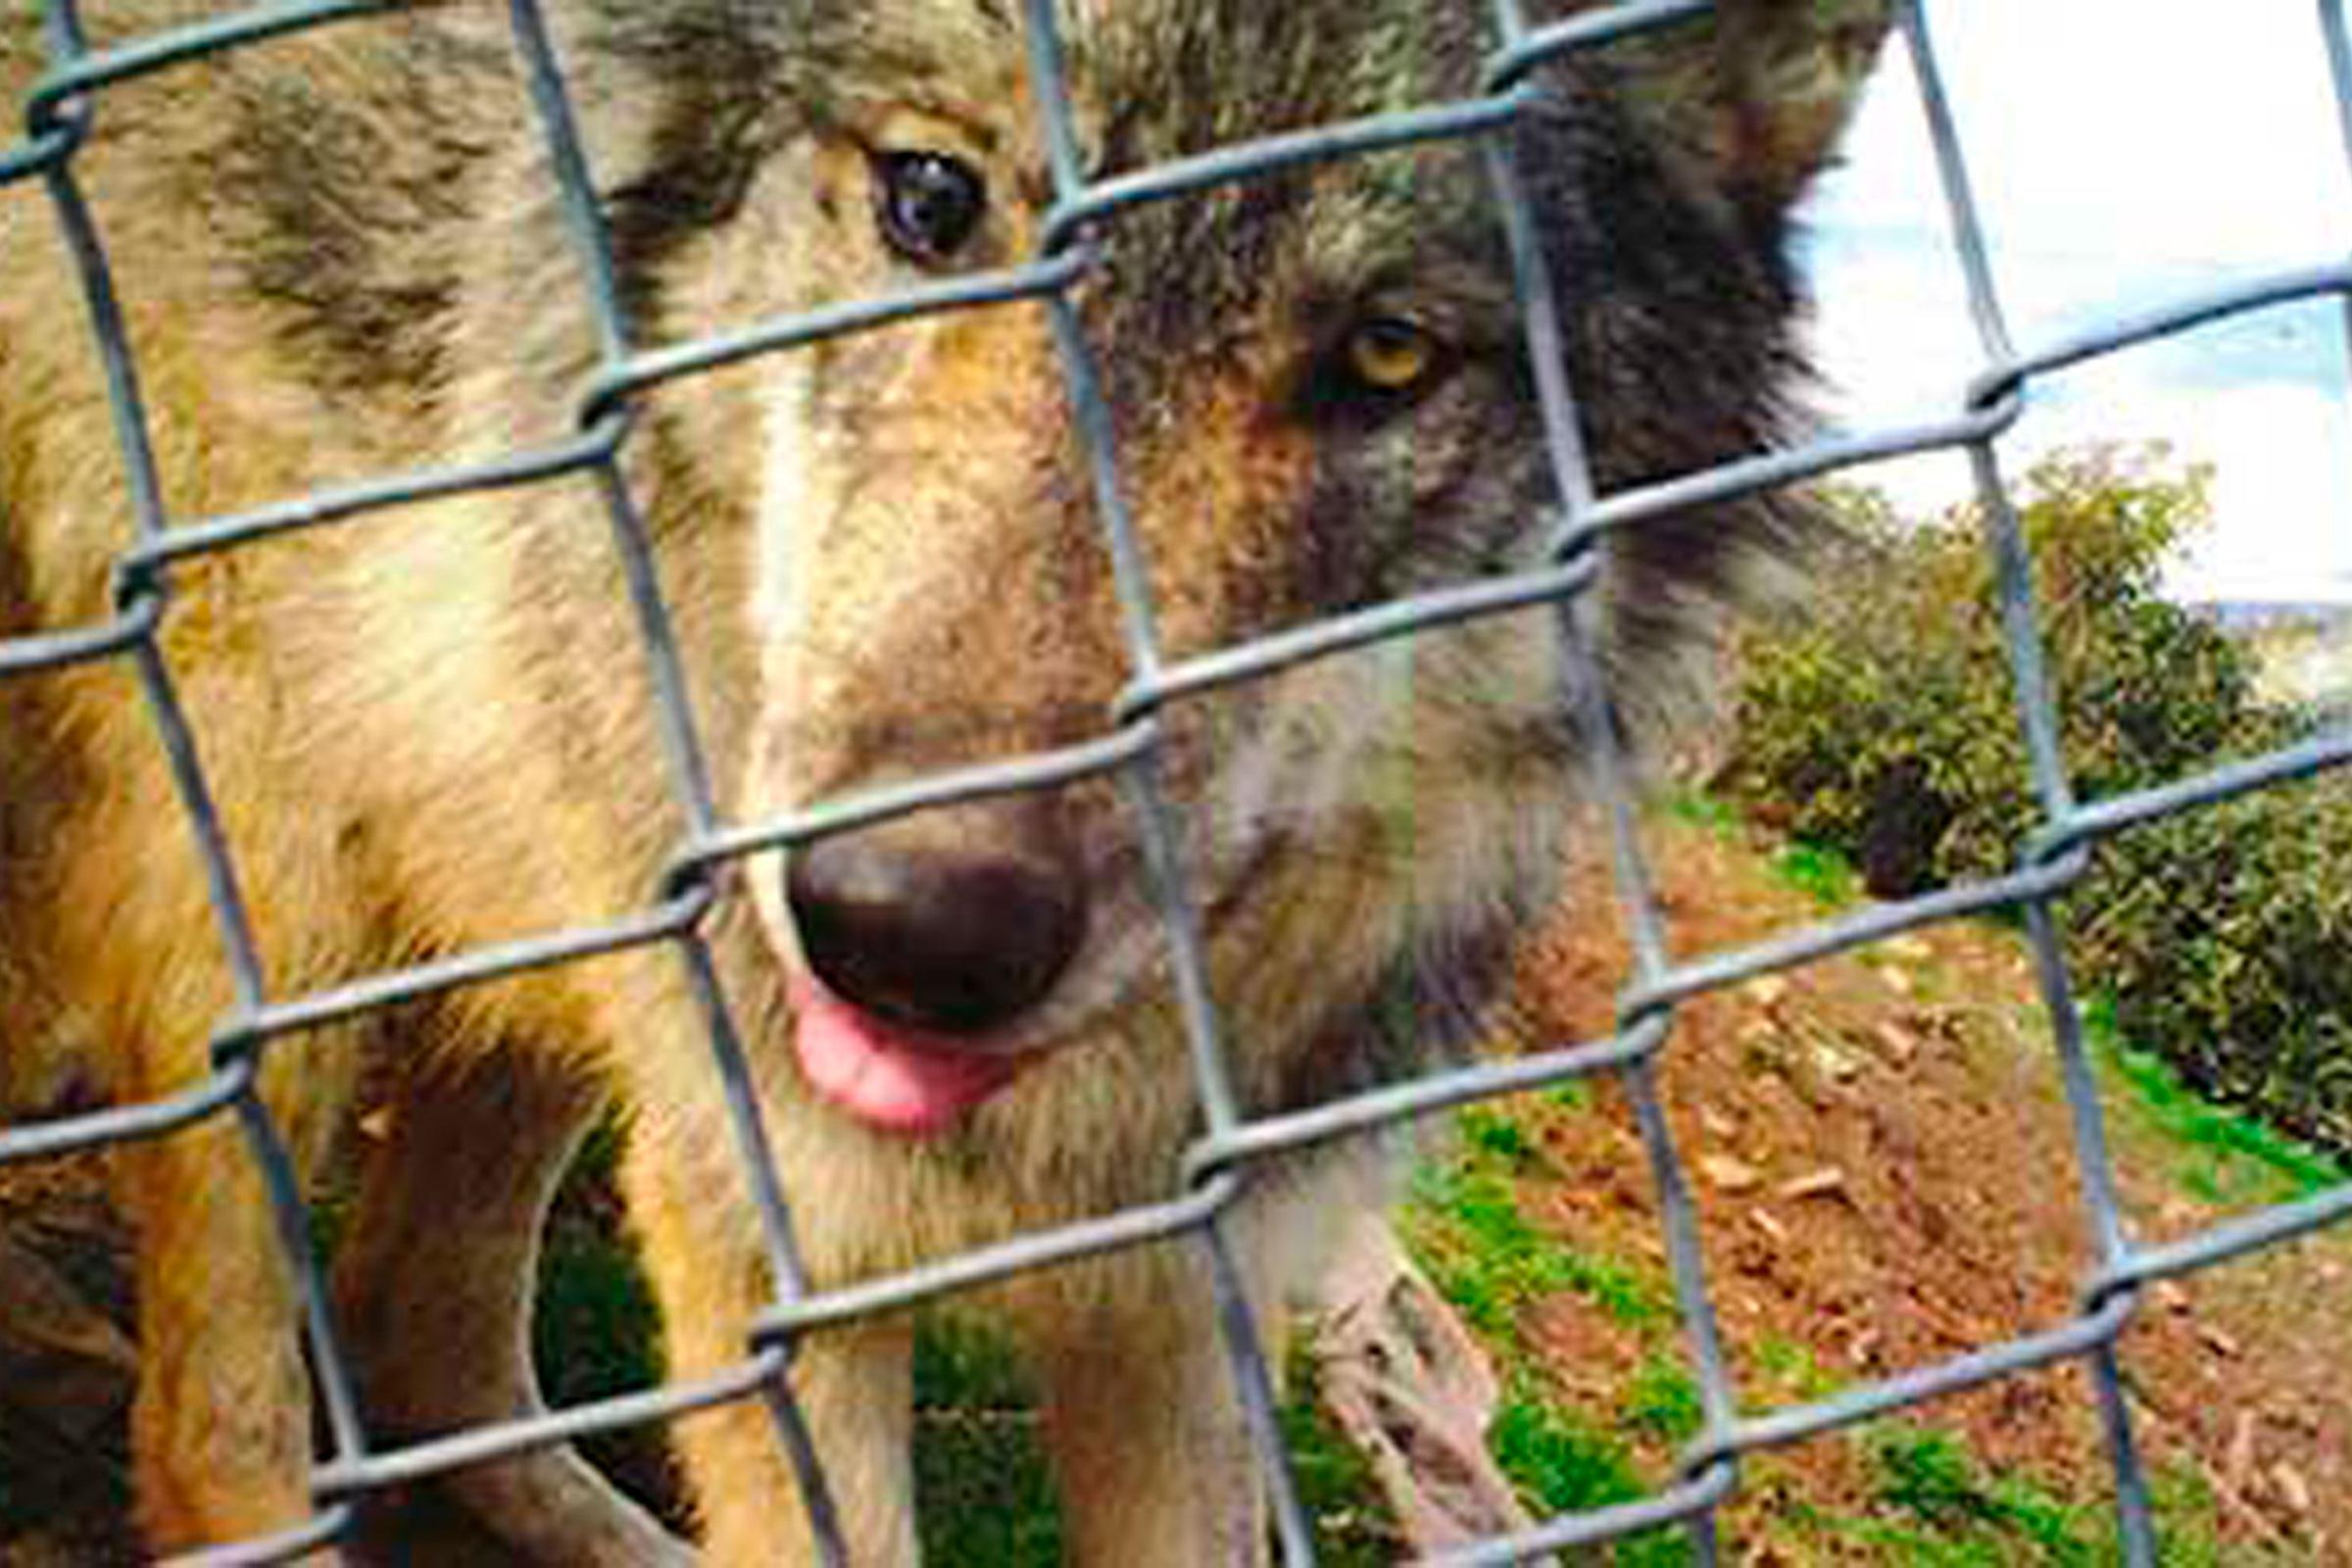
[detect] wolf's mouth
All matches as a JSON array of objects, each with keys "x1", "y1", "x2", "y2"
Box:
[{"x1": 788, "y1": 974, "x2": 1034, "y2": 1136}]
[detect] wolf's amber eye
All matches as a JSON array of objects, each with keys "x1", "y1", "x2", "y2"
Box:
[
  {"x1": 1345, "y1": 317, "x2": 1437, "y2": 395},
  {"x1": 874, "y1": 150, "x2": 989, "y2": 265}
]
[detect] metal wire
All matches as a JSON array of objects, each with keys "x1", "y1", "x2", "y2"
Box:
[{"x1": 1, "y1": 1, "x2": 2346, "y2": 1563}]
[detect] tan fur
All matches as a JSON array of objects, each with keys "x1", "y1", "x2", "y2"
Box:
[{"x1": 0, "y1": 3, "x2": 1882, "y2": 1561}]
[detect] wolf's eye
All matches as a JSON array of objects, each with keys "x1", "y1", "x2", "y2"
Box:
[
  {"x1": 1293, "y1": 311, "x2": 1455, "y2": 426},
  {"x1": 1344, "y1": 317, "x2": 1438, "y2": 396},
  {"x1": 874, "y1": 150, "x2": 989, "y2": 265}
]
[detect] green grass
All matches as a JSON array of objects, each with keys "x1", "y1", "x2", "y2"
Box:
[
  {"x1": 1403, "y1": 1103, "x2": 1701, "y2": 1560},
  {"x1": 1547, "y1": 1079, "x2": 1594, "y2": 1113},
  {"x1": 909, "y1": 1314, "x2": 1404, "y2": 1565},
  {"x1": 1402, "y1": 1119, "x2": 1673, "y2": 1340},
  {"x1": 1402, "y1": 1161, "x2": 1575, "y2": 1338},
  {"x1": 1806, "y1": 1424, "x2": 2278, "y2": 1568},
  {"x1": 1773, "y1": 838, "x2": 1864, "y2": 906},
  {"x1": 1620, "y1": 1355, "x2": 1703, "y2": 1446},
  {"x1": 1409, "y1": 1083, "x2": 2301, "y2": 1566},
  {"x1": 1668, "y1": 785, "x2": 1867, "y2": 908},
  {"x1": 1486, "y1": 1394, "x2": 1692, "y2": 1566},
  {"x1": 1457, "y1": 1102, "x2": 1540, "y2": 1165},
  {"x1": 910, "y1": 1315, "x2": 1062, "y2": 1567},
  {"x1": 913, "y1": 1418, "x2": 1062, "y2": 1565},
  {"x1": 912, "y1": 1310, "x2": 1038, "y2": 1410},
  {"x1": 2082, "y1": 995, "x2": 2349, "y2": 1204},
  {"x1": 1664, "y1": 786, "x2": 1744, "y2": 835},
  {"x1": 1488, "y1": 1392, "x2": 1641, "y2": 1512},
  {"x1": 1749, "y1": 1333, "x2": 1844, "y2": 1402},
  {"x1": 1870, "y1": 1425, "x2": 2099, "y2": 1562},
  {"x1": 1762, "y1": 1448, "x2": 2257, "y2": 1568}
]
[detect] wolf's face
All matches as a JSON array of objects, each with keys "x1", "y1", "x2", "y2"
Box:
[
  {"x1": 0, "y1": 6, "x2": 1887, "y2": 1554},
  {"x1": 553, "y1": 0, "x2": 1868, "y2": 1139}
]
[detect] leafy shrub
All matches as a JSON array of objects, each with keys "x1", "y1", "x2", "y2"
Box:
[
  {"x1": 1722, "y1": 445, "x2": 2352, "y2": 1152},
  {"x1": 2076, "y1": 777, "x2": 2352, "y2": 1152},
  {"x1": 1723, "y1": 447, "x2": 2273, "y2": 897}
]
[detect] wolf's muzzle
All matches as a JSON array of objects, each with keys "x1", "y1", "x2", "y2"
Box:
[{"x1": 785, "y1": 804, "x2": 1089, "y2": 1039}]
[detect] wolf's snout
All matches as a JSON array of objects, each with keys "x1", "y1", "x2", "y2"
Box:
[{"x1": 786, "y1": 814, "x2": 1088, "y2": 1038}]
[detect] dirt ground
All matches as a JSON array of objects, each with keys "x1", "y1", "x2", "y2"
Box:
[
  {"x1": 1500, "y1": 811, "x2": 2352, "y2": 1561},
  {"x1": 2, "y1": 811, "x2": 2347, "y2": 1562}
]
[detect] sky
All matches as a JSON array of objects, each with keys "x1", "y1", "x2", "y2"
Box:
[{"x1": 1797, "y1": 0, "x2": 2352, "y2": 603}]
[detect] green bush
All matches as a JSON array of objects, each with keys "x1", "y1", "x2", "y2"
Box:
[
  {"x1": 1722, "y1": 444, "x2": 2352, "y2": 1152},
  {"x1": 1724, "y1": 447, "x2": 2273, "y2": 897},
  {"x1": 2076, "y1": 777, "x2": 2352, "y2": 1152}
]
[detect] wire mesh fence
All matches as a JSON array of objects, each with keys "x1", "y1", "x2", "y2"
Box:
[{"x1": 1, "y1": 0, "x2": 2348, "y2": 1563}]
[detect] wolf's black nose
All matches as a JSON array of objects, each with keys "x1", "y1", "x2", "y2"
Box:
[{"x1": 785, "y1": 817, "x2": 1087, "y2": 1038}]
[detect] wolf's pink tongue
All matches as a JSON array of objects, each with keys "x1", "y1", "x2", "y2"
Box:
[{"x1": 790, "y1": 980, "x2": 1021, "y2": 1137}]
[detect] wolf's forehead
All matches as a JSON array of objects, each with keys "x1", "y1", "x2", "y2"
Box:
[{"x1": 795, "y1": 1, "x2": 1489, "y2": 144}]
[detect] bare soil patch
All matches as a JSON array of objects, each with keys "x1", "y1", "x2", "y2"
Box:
[{"x1": 1498, "y1": 811, "x2": 2350, "y2": 1560}]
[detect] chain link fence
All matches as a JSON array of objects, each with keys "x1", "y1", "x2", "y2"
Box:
[{"x1": 3, "y1": 0, "x2": 2349, "y2": 1563}]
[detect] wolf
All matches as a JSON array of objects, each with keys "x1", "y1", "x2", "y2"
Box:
[{"x1": 0, "y1": 0, "x2": 1884, "y2": 1561}]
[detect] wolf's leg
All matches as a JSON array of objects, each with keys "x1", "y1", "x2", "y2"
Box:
[
  {"x1": 331, "y1": 1046, "x2": 689, "y2": 1566},
  {"x1": 626, "y1": 1143, "x2": 920, "y2": 1567},
  {"x1": 120, "y1": 1101, "x2": 344, "y2": 1557},
  {"x1": 1019, "y1": 1250, "x2": 1277, "y2": 1568}
]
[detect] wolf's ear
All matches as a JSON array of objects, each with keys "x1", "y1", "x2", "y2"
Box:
[{"x1": 1617, "y1": 0, "x2": 1891, "y2": 220}]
